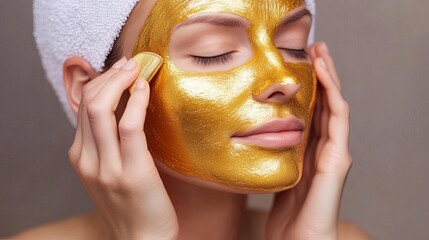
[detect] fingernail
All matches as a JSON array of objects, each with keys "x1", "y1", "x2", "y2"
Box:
[
  {"x1": 319, "y1": 58, "x2": 327, "y2": 69},
  {"x1": 136, "y1": 78, "x2": 146, "y2": 90},
  {"x1": 122, "y1": 59, "x2": 137, "y2": 70},
  {"x1": 129, "y1": 78, "x2": 146, "y2": 93},
  {"x1": 322, "y1": 43, "x2": 329, "y2": 54},
  {"x1": 111, "y1": 57, "x2": 127, "y2": 69}
]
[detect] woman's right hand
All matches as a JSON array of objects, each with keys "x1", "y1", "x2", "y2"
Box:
[{"x1": 68, "y1": 57, "x2": 179, "y2": 240}]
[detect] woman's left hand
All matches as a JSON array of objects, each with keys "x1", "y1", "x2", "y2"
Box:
[{"x1": 266, "y1": 42, "x2": 352, "y2": 240}]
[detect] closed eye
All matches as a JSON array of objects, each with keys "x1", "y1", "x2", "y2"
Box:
[
  {"x1": 191, "y1": 51, "x2": 235, "y2": 66},
  {"x1": 279, "y1": 48, "x2": 308, "y2": 60}
]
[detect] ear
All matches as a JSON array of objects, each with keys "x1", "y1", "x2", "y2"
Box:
[{"x1": 63, "y1": 57, "x2": 99, "y2": 115}]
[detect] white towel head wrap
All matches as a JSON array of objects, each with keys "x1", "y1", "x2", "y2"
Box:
[{"x1": 34, "y1": 0, "x2": 316, "y2": 126}]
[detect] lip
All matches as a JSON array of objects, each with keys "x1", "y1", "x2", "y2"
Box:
[{"x1": 231, "y1": 117, "x2": 305, "y2": 149}]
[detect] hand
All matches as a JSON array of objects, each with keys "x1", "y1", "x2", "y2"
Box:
[
  {"x1": 68, "y1": 57, "x2": 179, "y2": 240},
  {"x1": 266, "y1": 42, "x2": 352, "y2": 240}
]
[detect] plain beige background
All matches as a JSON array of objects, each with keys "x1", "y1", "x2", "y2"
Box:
[{"x1": 1, "y1": 1, "x2": 428, "y2": 239}]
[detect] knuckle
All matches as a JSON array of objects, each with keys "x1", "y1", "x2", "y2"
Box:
[
  {"x1": 338, "y1": 99, "x2": 350, "y2": 114},
  {"x1": 68, "y1": 145, "x2": 80, "y2": 166},
  {"x1": 97, "y1": 173, "x2": 139, "y2": 195},
  {"x1": 86, "y1": 102, "x2": 108, "y2": 120},
  {"x1": 116, "y1": 178, "x2": 134, "y2": 194},
  {"x1": 79, "y1": 167, "x2": 96, "y2": 182},
  {"x1": 346, "y1": 154, "x2": 353, "y2": 167},
  {"x1": 75, "y1": 160, "x2": 97, "y2": 182},
  {"x1": 339, "y1": 154, "x2": 353, "y2": 173},
  {"x1": 115, "y1": 175, "x2": 142, "y2": 195},
  {"x1": 118, "y1": 120, "x2": 141, "y2": 137},
  {"x1": 98, "y1": 173, "x2": 119, "y2": 189},
  {"x1": 71, "y1": 151, "x2": 98, "y2": 181}
]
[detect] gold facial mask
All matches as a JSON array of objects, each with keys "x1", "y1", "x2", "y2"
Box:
[{"x1": 133, "y1": 0, "x2": 316, "y2": 192}]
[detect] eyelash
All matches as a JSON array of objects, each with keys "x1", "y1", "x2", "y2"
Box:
[
  {"x1": 279, "y1": 48, "x2": 308, "y2": 60},
  {"x1": 191, "y1": 49, "x2": 308, "y2": 66},
  {"x1": 192, "y1": 52, "x2": 234, "y2": 66}
]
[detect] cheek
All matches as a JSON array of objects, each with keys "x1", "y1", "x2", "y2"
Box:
[
  {"x1": 147, "y1": 68, "x2": 248, "y2": 158},
  {"x1": 155, "y1": 73, "x2": 238, "y2": 137}
]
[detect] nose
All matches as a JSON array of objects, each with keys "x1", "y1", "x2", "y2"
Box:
[{"x1": 253, "y1": 83, "x2": 301, "y2": 104}]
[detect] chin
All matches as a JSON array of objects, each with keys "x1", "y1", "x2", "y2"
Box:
[{"x1": 155, "y1": 159, "x2": 303, "y2": 194}]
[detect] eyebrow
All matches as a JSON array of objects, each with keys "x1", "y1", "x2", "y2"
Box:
[
  {"x1": 175, "y1": 14, "x2": 249, "y2": 29},
  {"x1": 280, "y1": 8, "x2": 312, "y2": 26},
  {"x1": 175, "y1": 8, "x2": 311, "y2": 30}
]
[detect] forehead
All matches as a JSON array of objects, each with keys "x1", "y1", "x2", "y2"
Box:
[
  {"x1": 133, "y1": 0, "x2": 306, "y2": 56},
  {"x1": 153, "y1": 0, "x2": 304, "y2": 23}
]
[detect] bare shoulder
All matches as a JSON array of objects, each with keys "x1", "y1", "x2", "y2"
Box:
[
  {"x1": 5, "y1": 210, "x2": 372, "y2": 240},
  {"x1": 5, "y1": 212, "x2": 108, "y2": 240},
  {"x1": 241, "y1": 209, "x2": 372, "y2": 240}
]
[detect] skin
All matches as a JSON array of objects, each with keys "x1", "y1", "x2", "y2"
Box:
[{"x1": 7, "y1": 0, "x2": 371, "y2": 240}]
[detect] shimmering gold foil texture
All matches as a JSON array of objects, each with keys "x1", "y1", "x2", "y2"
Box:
[{"x1": 133, "y1": 0, "x2": 316, "y2": 191}]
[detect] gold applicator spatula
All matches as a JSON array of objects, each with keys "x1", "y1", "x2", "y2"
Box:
[{"x1": 129, "y1": 52, "x2": 163, "y2": 92}]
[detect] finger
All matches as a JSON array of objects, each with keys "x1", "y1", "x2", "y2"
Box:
[
  {"x1": 73, "y1": 58, "x2": 127, "y2": 174},
  {"x1": 312, "y1": 86, "x2": 323, "y2": 138},
  {"x1": 87, "y1": 59, "x2": 140, "y2": 175},
  {"x1": 315, "y1": 100, "x2": 329, "y2": 162},
  {"x1": 315, "y1": 43, "x2": 341, "y2": 90},
  {"x1": 315, "y1": 58, "x2": 348, "y2": 117},
  {"x1": 320, "y1": 86, "x2": 330, "y2": 141},
  {"x1": 69, "y1": 102, "x2": 84, "y2": 167},
  {"x1": 315, "y1": 58, "x2": 350, "y2": 145},
  {"x1": 80, "y1": 57, "x2": 127, "y2": 102},
  {"x1": 71, "y1": 70, "x2": 123, "y2": 177},
  {"x1": 308, "y1": 43, "x2": 318, "y2": 63},
  {"x1": 77, "y1": 104, "x2": 100, "y2": 179},
  {"x1": 310, "y1": 42, "x2": 341, "y2": 90},
  {"x1": 70, "y1": 57, "x2": 128, "y2": 179},
  {"x1": 119, "y1": 79, "x2": 156, "y2": 173},
  {"x1": 69, "y1": 58, "x2": 127, "y2": 164}
]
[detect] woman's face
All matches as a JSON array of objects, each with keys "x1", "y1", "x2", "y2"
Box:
[{"x1": 128, "y1": 0, "x2": 316, "y2": 192}]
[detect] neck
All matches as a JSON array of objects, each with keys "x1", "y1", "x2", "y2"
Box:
[{"x1": 161, "y1": 173, "x2": 247, "y2": 240}]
